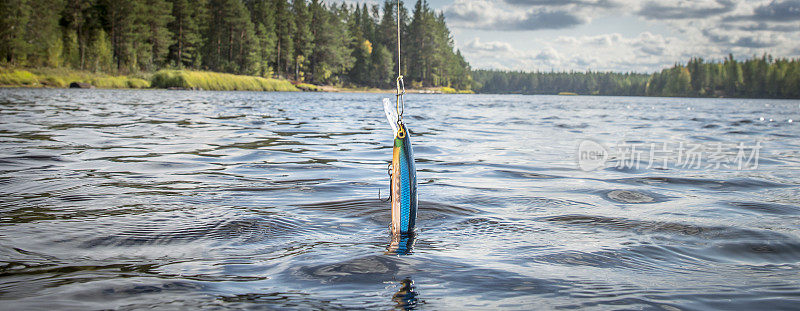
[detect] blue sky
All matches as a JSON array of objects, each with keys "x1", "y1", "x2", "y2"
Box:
[{"x1": 351, "y1": 0, "x2": 800, "y2": 73}]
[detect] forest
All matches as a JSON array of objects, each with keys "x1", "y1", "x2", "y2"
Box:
[
  {"x1": 473, "y1": 54, "x2": 800, "y2": 99},
  {"x1": 0, "y1": 0, "x2": 473, "y2": 90},
  {"x1": 2, "y1": 0, "x2": 798, "y2": 98}
]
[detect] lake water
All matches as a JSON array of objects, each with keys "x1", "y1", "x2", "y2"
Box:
[{"x1": 1, "y1": 88, "x2": 799, "y2": 310}]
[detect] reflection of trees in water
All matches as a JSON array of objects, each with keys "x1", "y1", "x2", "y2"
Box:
[{"x1": 392, "y1": 278, "x2": 419, "y2": 310}]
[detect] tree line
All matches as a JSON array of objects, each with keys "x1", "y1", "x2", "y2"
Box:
[
  {"x1": 0, "y1": 0, "x2": 472, "y2": 89},
  {"x1": 473, "y1": 54, "x2": 800, "y2": 99},
  {"x1": 472, "y1": 70, "x2": 651, "y2": 96}
]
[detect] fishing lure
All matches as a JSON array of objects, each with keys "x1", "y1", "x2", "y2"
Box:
[{"x1": 384, "y1": 98, "x2": 417, "y2": 235}]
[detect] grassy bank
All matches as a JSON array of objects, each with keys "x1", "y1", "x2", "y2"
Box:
[
  {"x1": 2, "y1": 67, "x2": 473, "y2": 94},
  {"x1": 435, "y1": 86, "x2": 474, "y2": 94},
  {"x1": 151, "y1": 70, "x2": 298, "y2": 92},
  {"x1": 0, "y1": 67, "x2": 150, "y2": 88}
]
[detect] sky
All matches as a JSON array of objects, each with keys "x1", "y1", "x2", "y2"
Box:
[{"x1": 352, "y1": 0, "x2": 800, "y2": 73}]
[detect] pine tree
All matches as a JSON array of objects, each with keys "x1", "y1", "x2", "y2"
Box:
[
  {"x1": 378, "y1": 0, "x2": 408, "y2": 77},
  {"x1": 309, "y1": 1, "x2": 352, "y2": 84},
  {"x1": 205, "y1": 0, "x2": 258, "y2": 74},
  {"x1": 100, "y1": 0, "x2": 138, "y2": 72},
  {"x1": 25, "y1": 0, "x2": 65, "y2": 67},
  {"x1": 135, "y1": 0, "x2": 174, "y2": 71},
  {"x1": 291, "y1": 0, "x2": 312, "y2": 80},
  {"x1": 247, "y1": 0, "x2": 277, "y2": 76},
  {"x1": 0, "y1": 0, "x2": 32, "y2": 64},
  {"x1": 60, "y1": 0, "x2": 95, "y2": 69},
  {"x1": 168, "y1": 0, "x2": 207, "y2": 68},
  {"x1": 273, "y1": 0, "x2": 295, "y2": 77}
]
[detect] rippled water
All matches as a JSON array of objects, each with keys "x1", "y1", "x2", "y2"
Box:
[{"x1": 1, "y1": 88, "x2": 799, "y2": 310}]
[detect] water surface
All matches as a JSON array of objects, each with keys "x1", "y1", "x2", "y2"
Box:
[{"x1": 1, "y1": 88, "x2": 799, "y2": 310}]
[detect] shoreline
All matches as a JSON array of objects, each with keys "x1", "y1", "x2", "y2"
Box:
[{"x1": 0, "y1": 67, "x2": 473, "y2": 94}]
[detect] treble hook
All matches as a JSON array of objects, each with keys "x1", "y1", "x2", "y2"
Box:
[{"x1": 384, "y1": 163, "x2": 393, "y2": 202}]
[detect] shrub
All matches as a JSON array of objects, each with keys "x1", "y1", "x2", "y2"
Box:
[
  {"x1": 150, "y1": 70, "x2": 298, "y2": 91},
  {"x1": 0, "y1": 69, "x2": 38, "y2": 85}
]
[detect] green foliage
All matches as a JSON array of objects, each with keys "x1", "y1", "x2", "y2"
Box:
[
  {"x1": 475, "y1": 54, "x2": 800, "y2": 99},
  {"x1": 437, "y1": 86, "x2": 455, "y2": 94},
  {"x1": 308, "y1": 0, "x2": 353, "y2": 84},
  {"x1": 204, "y1": 0, "x2": 258, "y2": 74},
  {"x1": 0, "y1": 67, "x2": 150, "y2": 88},
  {"x1": 1, "y1": 0, "x2": 471, "y2": 90},
  {"x1": 295, "y1": 83, "x2": 319, "y2": 91},
  {"x1": 0, "y1": 0, "x2": 32, "y2": 64},
  {"x1": 86, "y1": 29, "x2": 114, "y2": 72},
  {"x1": 0, "y1": 69, "x2": 38, "y2": 85},
  {"x1": 135, "y1": 0, "x2": 174, "y2": 71},
  {"x1": 292, "y1": 0, "x2": 313, "y2": 80},
  {"x1": 42, "y1": 75, "x2": 68, "y2": 87},
  {"x1": 24, "y1": 0, "x2": 65, "y2": 67},
  {"x1": 168, "y1": 0, "x2": 207, "y2": 69},
  {"x1": 247, "y1": 0, "x2": 277, "y2": 77},
  {"x1": 473, "y1": 70, "x2": 650, "y2": 96},
  {"x1": 274, "y1": 0, "x2": 296, "y2": 76},
  {"x1": 645, "y1": 54, "x2": 800, "y2": 98},
  {"x1": 150, "y1": 69, "x2": 298, "y2": 91}
]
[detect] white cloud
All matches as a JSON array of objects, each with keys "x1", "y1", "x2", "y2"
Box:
[
  {"x1": 464, "y1": 38, "x2": 516, "y2": 53},
  {"x1": 437, "y1": 0, "x2": 800, "y2": 72},
  {"x1": 444, "y1": 0, "x2": 589, "y2": 30}
]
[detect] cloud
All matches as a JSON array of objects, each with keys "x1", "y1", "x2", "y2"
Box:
[
  {"x1": 702, "y1": 28, "x2": 782, "y2": 48},
  {"x1": 753, "y1": 0, "x2": 800, "y2": 21},
  {"x1": 738, "y1": 22, "x2": 800, "y2": 32},
  {"x1": 463, "y1": 38, "x2": 515, "y2": 53},
  {"x1": 733, "y1": 36, "x2": 779, "y2": 48},
  {"x1": 638, "y1": 0, "x2": 736, "y2": 19},
  {"x1": 534, "y1": 47, "x2": 561, "y2": 62},
  {"x1": 445, "y1": 0, "x2": 800, "y2": 72},
  {"x1": 555, "y1": 33, "x2": 622, "y2": 46},
  {"x1": 444, "y1": 0, "x2": 588, "y2": 30},
  {"x1": 504, "y1": 0, "x2": 622, "y2": 8},
  {"x1": 503, "y1": 9, "x2": 588, "y2": 30}
]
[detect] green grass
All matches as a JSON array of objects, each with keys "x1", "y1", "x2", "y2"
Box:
[
  {"x1": 438, "y1": 86, "x2": 457, "y2": 94},
  {"x1": 151, "y1": 70, "x2": 298, "y2": 92},
  {"x1": 430, "y1": 86, "x2": 472, "y2": 94},
  {"x1": 295, "y1": 83, "x2": 320, "y2": 92},
  {"x1": 0, "y1": 69, "x2": 38, "y2": 86},
  {"x1": 0, "y1": 67, "x2": 150, "y2": 89}
]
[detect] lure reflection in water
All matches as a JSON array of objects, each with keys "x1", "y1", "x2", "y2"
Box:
[
  {"x1": 392, "y1": 278, "x2": 419, "y2": 310},
  {"x1": 384, "y1": 98, "x2": 418, "y2": 235},
  {"x1": 387, "y1": 232, "x2": 416, "y2": 255}
]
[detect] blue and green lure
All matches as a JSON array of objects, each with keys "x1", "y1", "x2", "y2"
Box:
[{"x1": 384, "y1": 98, "x2": 417, "y2": 235}]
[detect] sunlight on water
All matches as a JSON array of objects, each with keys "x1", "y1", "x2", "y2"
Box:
[{"x1": 1, "y1": 88, "x2": 799, "y2": 309}]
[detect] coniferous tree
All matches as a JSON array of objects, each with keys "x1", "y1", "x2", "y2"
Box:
[
  {"x1": 61, "y1": 0, "x2": 99, "y2": 69},
  {"x1": 168, "y1": 0, "x2": 207, "y2": 68},
  {"x1": 135, "y1": 0, "x2": 174, "y2": 71},
  {"x1": 100, "y1": 0, "x2": 138, "y2": 72},
  {"x1": 0, "y1": 0, "x2": 32, "y2": 64},
  {"x1": 291, "y1": 0, "x2": 312, "y2": 80},
  {"x1": 247, "y1": 0, "x2": 277, "y2": 76},
  {"x1": 24, "y1": 0, "x2": 65, "y2": 67},
  {"x1": 273, "y1": 0, "x2": 295, "y2": 77},
  {"x1": 205, "y1": 0, "x2": 258, "y2": 74},
  {"x1": 308, "y1": 0, "x2": 352, "y2": 84}
]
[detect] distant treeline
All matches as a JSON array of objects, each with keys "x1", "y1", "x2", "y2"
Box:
[
  {"x1": 0, "y1": 0, "x2": 471, "y2": 89},
  {"x1": 473, "y1": 54, "x2": 800, "y2": 99},
  {"x1": 473, "y1": 70, "x2": 650, "y2": 96}
]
